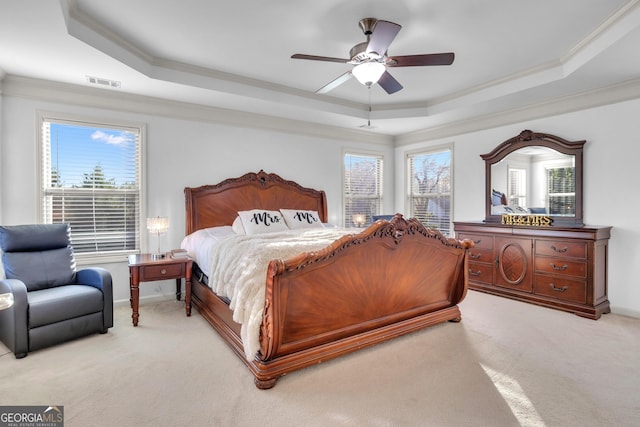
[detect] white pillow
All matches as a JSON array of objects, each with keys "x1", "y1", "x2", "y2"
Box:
[
  {"x1": 280, "y1": 209, "x2": 324, "y2": 229},
  {"x1": 237, "y1": 209, "x2": 289, "y2": 235},
  {"x1": 232, "y1": 216, "x2": 246, "y2": 235}
]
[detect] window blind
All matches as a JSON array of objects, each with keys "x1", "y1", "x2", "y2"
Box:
[
  {"x1": 547, "y1": 167, "x2": 575, "y2": 216},
  {"x1": 343, "y1": 153, "x2": 383, "y2": 227},
  {"x1": 407, "y1": 148, "x2": 452, "y2": 236},
  {"x1": 508, "y1": 168, "x2": 527, "y2": 207},
  {"x1": 40, "y1": 116, "x2": 142, "y2": 256}
]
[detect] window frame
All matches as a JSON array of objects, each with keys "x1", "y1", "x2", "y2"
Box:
[
  {"x1": 342, "y1": 150, "x2": 384, "y2": 227},
  {"x1": 37, "y1": 111, "x2": 147, "y2": 264},
  {"x1": 405, "y1": 143, "x2": 454, "y2": 236},
  {"x1": 546, "y1": 165, "x2": 576, "y2": 216},
  {"x1": 507, "y1": 167, "x2": 527, "y2": 207}
]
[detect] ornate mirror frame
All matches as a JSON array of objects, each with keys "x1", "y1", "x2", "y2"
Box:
[{"x1": 481, "y1": 130, "x2": 585, "y2": 227}]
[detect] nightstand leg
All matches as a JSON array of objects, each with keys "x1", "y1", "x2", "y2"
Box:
[
  {"x1": 130, "y1": 271, "x2": 140, "y2": 327},
  {"x1": 185, "y1": 268, "x2": 192, "y2": 317},
  {"x1": 176, "y1": 278, "x2": 181, "y2": 301}
]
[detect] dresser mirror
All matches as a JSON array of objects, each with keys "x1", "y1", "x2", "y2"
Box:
[{"x1": 481, "y1": 130, "x2": 584, "y2": 227}]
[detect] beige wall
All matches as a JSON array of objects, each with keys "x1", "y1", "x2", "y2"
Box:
[
  {"x1": 2, "y1": 80, "x2": 639, "y2": 316},
  {"x1": 395, "y1": 98, "x2": 640, "y2": 317},
  {"x1": 0, "y1": 91, "x2": 394, "y2": 304}
]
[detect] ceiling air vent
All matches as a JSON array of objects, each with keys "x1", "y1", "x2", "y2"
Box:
[{"x1": 86, "y1": 76, "x2": 121, "y2": 88}]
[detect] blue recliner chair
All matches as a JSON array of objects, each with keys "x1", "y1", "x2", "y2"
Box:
[
  {"x1": 372, "y1": 214, "x2": 396, "y2": 223},
  {"x1": 0, "y1": 224, "x2": 113, "y2": 358}
]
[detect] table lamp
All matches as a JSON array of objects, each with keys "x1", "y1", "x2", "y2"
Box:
[
  {"x1": 147, "y1": 216, "x2": 169, "y2": 259},
  {"x1": 352, "y1": 214, "x2": 366, "y2": 227}
]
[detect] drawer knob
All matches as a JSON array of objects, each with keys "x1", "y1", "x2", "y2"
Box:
[
  {"x1": 549, "y1": 283, "x2": 569, "y2": 292},
  {"x1": 550, "y1": 263, "x2": 568, "y2": 271},
  {"x1": 160, "y1": 268, "x2": 167, "y2": 275},
  {"x1": 469, "y1": 269, "x2": 481, "y2": 277},
  {"x1": 469, "y1": 253, "x2": 481, "y2": 260},
  {"x1": 550, "y1": 245, "x2": 568, "y2": 253}
]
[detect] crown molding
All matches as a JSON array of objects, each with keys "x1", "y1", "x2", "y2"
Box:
[
  {"x1": 61, "y1": 0, "x2": 368, "y2": 121},
  {"x1": 395, "y1": 77, "x2": 640, "y2": 146},
  {"x1": 59, "y1": 0, "x2": 640, "y2": 129},
  {"x1": 4, "y1": 73, "x2": 639, "y2": 148},
  {"x1": 1, "y1": 74, "x2": 393, "y2": 145}
]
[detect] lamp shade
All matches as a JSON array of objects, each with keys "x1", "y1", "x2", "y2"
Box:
[
  {"x1": 352, "y1": 62, "x2": 386, "y2": 86},
  {"x1": 146, "y1": 216, "x2": 169, "y2": 234},
  {"x1": 352, "y1": 214, "x2": 366, "y2": 227}
]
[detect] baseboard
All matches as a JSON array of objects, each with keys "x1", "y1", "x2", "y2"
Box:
[
  {"x1": 609, "y1": 305, "x2": 640, "y2": 319},
  {"x1": 113, "y1": 294, "x2": 176, "y2": 307}
]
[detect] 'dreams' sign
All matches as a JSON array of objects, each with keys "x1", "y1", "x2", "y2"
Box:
[{"x1": 501, "y1": 214, "x2": 553, "y2": 227}]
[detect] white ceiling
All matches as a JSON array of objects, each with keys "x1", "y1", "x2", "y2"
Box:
[{"x1": 2, "y1": 0, "x2": 640, "y2": 137}]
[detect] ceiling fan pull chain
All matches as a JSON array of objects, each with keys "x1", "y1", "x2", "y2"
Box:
[
  {"x1": 367, "y1": 86, "x2": 372, "y2": 127},
  {"x1": 360, "y1": 86, "x2": 374, "y2": 129}
]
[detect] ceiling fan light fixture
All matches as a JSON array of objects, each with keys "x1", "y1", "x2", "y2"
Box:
[
  {"x1": 352, "y1": 62, "x2": 385, "y2": 86},
  {"x1": 291, "y1": 18, "x2": 454, "y2": 95}
]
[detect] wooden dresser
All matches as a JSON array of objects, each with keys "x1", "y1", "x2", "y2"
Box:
[{"x1": 455, "y1": 221, "x2": 611, "y2": 319}]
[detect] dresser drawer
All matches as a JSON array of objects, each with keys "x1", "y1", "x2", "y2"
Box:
[
  {"x1": 139, "y1": 263, "x2": 185, "y2": 281},
  {"x1": 458, "y1": 233, "x2": 493, "y2": 251},
  {"x1": 467, "y1": 262, "x2": 494, "y2": 285},
  {"x1": 535, "y1": 240, "x2": 587, "y2": 259},
  {"x1": 534, "y1": 257, "x2": 587, "y2": 278},
  {"x1": 467, "y1": 247, "x2": 494, "y2": 263},
  {"x1": 534, "y1": 275, "x2": 587, "y2": 304}
]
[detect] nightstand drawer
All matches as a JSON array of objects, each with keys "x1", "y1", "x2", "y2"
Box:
[{"x1": 140, "y1": 263, "x2": 185, "y2": 281}]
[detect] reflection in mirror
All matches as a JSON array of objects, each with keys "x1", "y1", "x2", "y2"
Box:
[
  {"x1": 490, "y1": 147, "x2": 575, "y2": 217},
  {"x1": 482, "y1": 130, "x2": 584, "y2": 226}
]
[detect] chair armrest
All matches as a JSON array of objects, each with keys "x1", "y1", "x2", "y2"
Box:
[
  {"x1": 0, "y1": 279, "x2": 29, "y2": 356},
  {"x1": 76, "y1": 267, "x2": 111, "y2": 291},
  {"x1": 76, "y1": 268, "x2": 113, "y2": 329},
  {"x1": 0, "y1": 278, "x2": 27, "y2": 305}
]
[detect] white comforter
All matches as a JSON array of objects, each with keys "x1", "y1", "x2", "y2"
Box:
[{"x1": 191, "y1": 227, "x2": 358, "y2": 360}]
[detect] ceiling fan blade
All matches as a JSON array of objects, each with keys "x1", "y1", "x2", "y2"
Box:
[
  {"x1": 291, "y1": 54, "x2": 349, "y2": 63},
  {"x1": 366, "y1": 20, "x2": 401, "y2": 56},
  {"x1": 377, "y1": 71, "x2": 403, "y2": 94},
  {"x1": 316, "y1": 71, "x2": 353, "y2": 94},
  {"x1": 387, "y1": 52, "x2": 455, "y2": 67}
]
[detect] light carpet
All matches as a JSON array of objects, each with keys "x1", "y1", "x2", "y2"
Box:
[{"x1": 1, "y1": 291, "x2": 638, "y2": 427}]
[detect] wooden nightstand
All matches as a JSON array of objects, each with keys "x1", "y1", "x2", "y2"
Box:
[{"x1": 127, "y1": 253, "x2": 193, "y2": 326}]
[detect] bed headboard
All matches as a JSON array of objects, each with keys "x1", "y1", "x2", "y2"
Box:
[{"x1": 184, "y1": 170, "x2": 328, "y2": 235}]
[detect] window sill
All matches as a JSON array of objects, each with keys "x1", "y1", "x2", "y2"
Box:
[{"x1": 74, "y1": 251, "x2": 138, "y2": 266}]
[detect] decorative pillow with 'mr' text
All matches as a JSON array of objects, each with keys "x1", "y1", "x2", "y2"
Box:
[{"x1": 280, "y1": 209, "x2": 324, "y2": 230}]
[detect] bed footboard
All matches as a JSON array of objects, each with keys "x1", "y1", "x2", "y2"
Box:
[{"x1": 252, "y1": 215, "x2": 471, "y2": 388}]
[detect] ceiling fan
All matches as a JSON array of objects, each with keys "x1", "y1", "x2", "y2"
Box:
[{"x1": 291, "y1": 18, "x2": 455, "y2": 95}]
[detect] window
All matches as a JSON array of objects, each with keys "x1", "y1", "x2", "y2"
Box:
[
  {"x1": 407, "y1": 146, "x2": 452, "y2": 236},
  {"x1": 343, "y1": 153, "x2": 383, "y2": 227},
  {"x1": 508, "y1": 167, "x2": 527, "y2": 207},
  {"x1": 547, "y1": 166, "x2": 575, "y2": 216},
  {"x1": 38, "y1": 113, "x2": 144, "y2": 261}
]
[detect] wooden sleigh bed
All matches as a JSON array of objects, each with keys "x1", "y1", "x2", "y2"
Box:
[{"x1": 184, "y1": 170, "x2": 472, "y2": 389}]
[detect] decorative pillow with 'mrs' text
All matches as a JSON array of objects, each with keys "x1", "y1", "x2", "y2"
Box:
[{"x1": 237, "y1": 209, "x2": 290, "y2": 235}]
